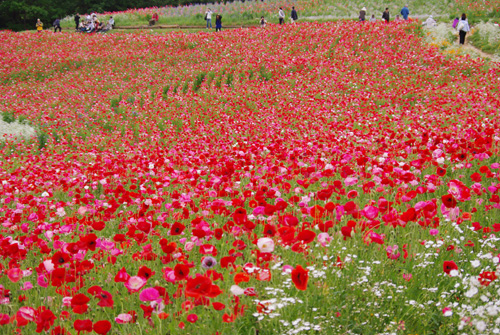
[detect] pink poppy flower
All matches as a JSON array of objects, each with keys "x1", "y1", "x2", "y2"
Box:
[
  {"x1": 124, "y1": 276, "x2": 147, "y2": 293},
  {"x1": 139, "y1": 288, "x2": 160, "y2": 302},
  {"x1": 7, "y1": 268, "x2": 23, "y2": 283}
]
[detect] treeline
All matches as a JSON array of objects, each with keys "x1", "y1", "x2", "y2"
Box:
[{"x1": 0, "y1": 0, "x2": 238, "y2": 31}]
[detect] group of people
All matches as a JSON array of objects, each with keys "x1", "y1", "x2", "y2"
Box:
[
  {"x1": 75, "y1": 13, "x2": 114, "y2": 33},
  {"x1": 260, "y1": 7, "x2": 298, "y2": 28},
  {"x1": 35, "y1": 18, "x2": 62, "y2": 33},
  {"x1": 34, "y1": 13, "x2": 114, "y2": 33},
  {"x1": 422, "y1": 13, "x2": 471, "y2": 45},
  {"x1": 359, "y1": 5, "x2": 410, "y2": 23},
  {"x1": 204, "y1": 6, "x2": 298, "y2": 31},
  {"x1": 34, "y1": 4, "x2": 472, "y2": 45},
  {"x1": 453, "y1": 14, "x2": 471, "y2": 45},
  {"x1": 203, "y1": 9, "x2": 224, "y2": 31}
]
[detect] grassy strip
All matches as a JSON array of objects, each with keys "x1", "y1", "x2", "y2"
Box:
[{"x1": 469, "y1": 27, "x2": 500, "y2": 56}]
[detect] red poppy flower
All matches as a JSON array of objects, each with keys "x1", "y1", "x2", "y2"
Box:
[
  {"x1": 317, "y1": 189, "x2": 332, "y2": 201},
  {"x1": 436, "y1": 167, "x2": 446, "y2": 176},
  {"x1": 96, "y1": 291, "x2": 114, "y2": 308},
  {"x1": 478, "y1": 271, "x2": 497, "y2": 287},
  {"x1": 234, "y1": 272, "x2": 250, "y2": 285},
  {"x1": 79, "y1": 233, "x2": 97, "y2": 251},
  {"x1": 341, "y1": 226, "x2": 353, "y2": 240},
  {"x1": 441, "y1": 194, "x2": 457, "y2": 208},
  {"x1": 443, "y1": 261, "x2": 458, "y2": 274},
  {"x1": 114, "y1": 267, "x2": 130, "y2": 283},
  {"x1": 185, "y1": 276, "x2": 212, "y2": 298},
  {"x1": 212, "y1": 302, "x2": 225, "y2": 311},
  {"x1": 325, "y1": 202, "x2": 336, "y2": 212},
  {"x1": 50, "y1": 268, "x2": 66, "y2": 287},
  {"x1": 296, "y1": 230, "x2": 316, "y2": 244},
  {"x1": 174, "y1": 263, "x2": 190, "y2": 280},
  {"x1": 206, "y1": 284, "x2": 223, "y2": 298},
  {"x1": 138, "y1": 266, "x2": 155, "y2": 280},
  {"x1": 51, "y1": 326, "x2": 70, "y2": 335},
  {"x1": 291, "y1": 265, "x2": 309, "y2": 291},
  {"x1": 52, "y1": 251, "x2": 71, "y2": 266},
  {"x1": 220, "y1": 256, "x2": 236, "y2": 269},
  {"x1": 74, "y1": 319, "x2": 93, "y2": 333},
  {"x1": 170, "y1": 222, "x2": 185, "y2": 235},
  {"x1": 93, "y1": 320, "x2": 111, "y2": 335},
  {"x1": 318, "y1": 220, "x2": 334, "y2": 232},
  {"x1": 71, "y1": 294, "x2": 90, "y2": 307},
  {"x1": 35, "y1": 309, "x2": 56, "y2": 333},
  {"x1": 140, "y1": 304, "x2": 154, "y2": 319},
  {"x1": 401, "y1": 207, "x2": 417, "y2": 222}
]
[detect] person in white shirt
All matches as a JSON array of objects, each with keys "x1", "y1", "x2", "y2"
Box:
[
  {"x1": 108, "y1": 16, "x2": 115, "y2": 28},
  {"x1": 423, "y1": 15, "x2": 436, "y2": 28},
  {"x1": 369, "y1": 15, "x2": 376, "y2": 22},
  {"x1": 457, "y1": 13, "x2": 471, "y2": 45},
  {"x1": 278, "y1": 8, "x2": 285, "y2": 25},
  {"x1": 205, "y1": 9, "x2": 213, "y2": 29}
]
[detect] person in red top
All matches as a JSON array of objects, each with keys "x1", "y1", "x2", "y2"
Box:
[{"x1": 149, "y1": 13, "x2": 159, "y2": 26}]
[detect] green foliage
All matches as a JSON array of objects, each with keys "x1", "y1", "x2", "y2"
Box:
[
  {"x1": 259, "y1": 66, "x2": 273, "y2": 81},
  {"x1": 225, "y1": 72, "x2": 234, "y2": 87},
  {"x1": 171, "y1": 118, "x2": 183, "y2": 133},
  {"x1": 2, "y1": 111, "x2": 16, "y2": 123},
  {"x1": 182, "y1": 79, "x2": 190, "y2": 93},
  {"x1": 37, "y1": 131, "x2": 48, "y2": 150},
  {"x1": 206, "y1": 71, "x2": 215, "y2": 87},
  {"x1": 470, "y1": 29, "x2": 500, "y2": 56},
  {"x1": 162, "y1": 85, "x2": 170, "y2": 99},
  {"x1": 17, "y1": 114, "x2": 27, "y2": 124},
  {"x1": 0, "y1": 0, "x2": 193, "y2": 31},
  {"x1": 52, "y1": 130, "x2": 60, "y2": 143},
  {"x1": 193, "y1": 72, "x2": 206, "y2": 92}
]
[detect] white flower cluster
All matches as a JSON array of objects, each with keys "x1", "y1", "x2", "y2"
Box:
[{"x1": 0, "y1": 120, "x2": 36, "y2": 141}]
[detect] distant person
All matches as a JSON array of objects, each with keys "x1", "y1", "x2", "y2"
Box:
[
  {"x1": 382, "y1": 8, "x2": 390, "y2": 23},
  {"x1": 278, "y1": 7, "x2": 285, "y2": 25},
  {"x1": 36, "y1": 19, "x2": 43, "y2": 33},
  {"x1": 86, "y1": 20, "x2": 95, "y2": 33},
  {"x1": 401, "y1": 4, "x2": 410, "y2": 20},
  {"x1": 260, "y1": 16, "x2": 267, "y2": 28},
  {"x1": 423, "y1": 15, "x2": 436, "y2": 28},
  {"x1": 291, "y1": 7, "x2": 298, "y2": 23},
  {"x1": 102, "y1": 21, "x2": 113, "y2": 32},
  {"x1": 53, "y1": 18, "x2": 62, "y2": 32},
  {"x1": 452, "y1": 17, "x2": 459, "y2": 29},
  {"x1": 150, "y1": 13, "x2": 159, "y2": 26},
  {"x1": 369, "y1": 14, "x2": 376, "y2": 22},
  {"x1": 457, "y1": 13, "x2": 470, "y2": 45},
  {"x1": 215, "y1": 15, "x2": 222, "y2": 32},
  {"x1": 359, "y1": 7, "x2": 366, "y2": 22},
  {"x1": 109, "y1": 16, "x2": 115, "y2": 28},
  {"x1": 395, "y1": 15, "x2": 401, "y2": 21},
  {"x1": 205, "y1": 8, "x2": 213, "y2": 29},
  {"x1": 75, "y1": 13, "x2": 80, "y2": 30}
]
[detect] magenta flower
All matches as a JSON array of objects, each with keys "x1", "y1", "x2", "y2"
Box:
[{"x1": 139, "y1": 288, "x2": 160, "y2": 302}]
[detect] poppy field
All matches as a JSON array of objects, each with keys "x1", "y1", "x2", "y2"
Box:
[{"x1": 1, "y1": 21, "x2": 500, "y2": 335}]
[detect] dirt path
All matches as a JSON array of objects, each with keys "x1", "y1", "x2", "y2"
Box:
[{"x1": 463, "y1": 42, "x2": 500, "y2": 64}]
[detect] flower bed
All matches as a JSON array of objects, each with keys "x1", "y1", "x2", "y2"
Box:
[{"x1": 0, "y1": 21, "x2": 500, "y2": 334}]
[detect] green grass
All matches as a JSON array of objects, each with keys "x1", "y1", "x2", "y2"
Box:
[{"x1": 470, "y1": 28, "x2": 500, "y2": 56}]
